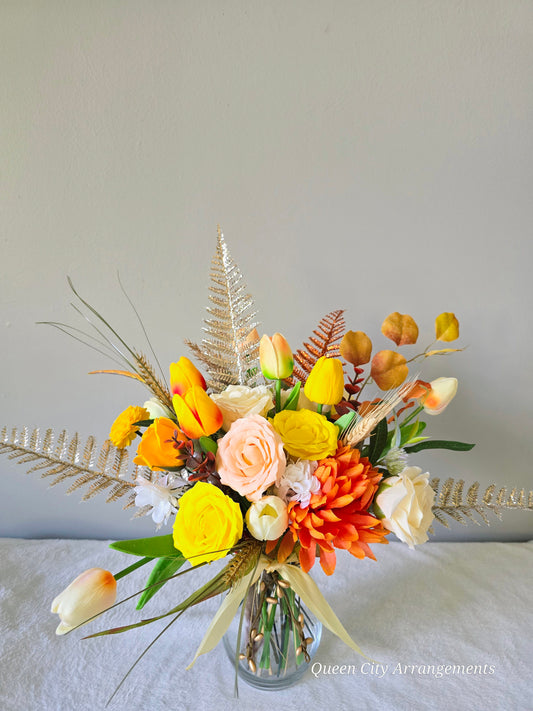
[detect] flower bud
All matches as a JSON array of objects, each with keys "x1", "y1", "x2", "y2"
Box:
[
  {"x1": 259, "y1": 333, "x2": 294, "y2": 380},
  {"x1": 303, "y1": 356, "x2": 344, "y2": 405},
  {"x1": 51, "y1": 568, "x2": 117, "y2": 635},
  {"x1": 419, "y1": 377, "x2": 458, "y2": 415},
  {"x1": 246, "y1": 495, "x2": 289, "y2": 540},
  {"x1": 170, "y1": 357, "x2": 206, "y2": 396}
]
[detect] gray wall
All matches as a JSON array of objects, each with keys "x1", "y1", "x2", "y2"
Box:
[{"x1": 2, "y1": 1, "x2": 532, "y2": 541}]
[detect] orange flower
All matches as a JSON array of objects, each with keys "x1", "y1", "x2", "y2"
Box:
[
  {"x1": 286, "y1": 444, "x2": 388, "y2": 575},
  {"x1": 134, "y1": 417, "x2": 188, "y2": 471},
  {"x1": 170, "y1": 357, "x2": 206, "y2": 396},
  {"x1": 172, "y1": 386, "x2": 223, "y2": 439},
  {"x1": 109, "y1": 405, "x2": 150, "y2": 449}
]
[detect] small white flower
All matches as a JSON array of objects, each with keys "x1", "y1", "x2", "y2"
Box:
[
  {"x1": 134, "y1": 473, "x2": 183, "y2": 528},
  {"x1": 276, "y1": 459, "x2": 320, "y2": 508}
]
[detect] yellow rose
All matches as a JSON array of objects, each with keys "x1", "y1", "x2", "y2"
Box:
[
  {"x1": 271, "y1": 409, "x2": 339, "y2": 460},
  {"x1": 173, "y1": 482, "x2": 243, "y2": 565}
]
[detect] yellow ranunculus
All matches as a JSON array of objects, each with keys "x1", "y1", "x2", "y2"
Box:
[
  {"x1": 303, "y1": 356, "x2": 344, "y2": 405},
  {"x1": 271, "y1": 408, "x2": 339, "y2": 460},
  {"x1": 173, "y1": 482, "x2": 243, "y2": 565}
]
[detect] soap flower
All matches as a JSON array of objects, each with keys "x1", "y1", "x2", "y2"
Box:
[
  {"x1": 246, "y1": 495, "x2": 289, "y2": 541},
  {"x1": 276, "y1": 459, "x2": 320, "y2": 508},
  {"x1": 287, "y1": 445, "x2": 388, "y2": 575},
  {"x1": 304, "y1": 356, "x2": 345, "y2": 405},
  {"x1": 210, "y1": 384, "x2": 274, "y2": 431},
  {"x1": 172, "y1": 386, "x2": 223, "y2": 439},
  {"x1": 133, "y1": 417, "x2": 188, "y2": 471},
  {"x1": 172, "y1": 481, "x2": 243, "y2": 565},
  {"x1": 419, "y1": 377, "x2": 458, "y2": 415},
  {"x1": 170, "y1": 356, "x2": 206, "y2": 396},
  {"x1": 109, "y1": 405, "x2": 150, "y2": 449},
  {"x1": 271, "y1": 408, "x2": 338, "y2": 460},
  {"x1": 51, "y1": 568, "x2": 117, "y2": 635},
  {"x1": 134, "y1": 472, "x2": 183, "y2": 528},
  {"x1": 260, "y1": 333, "x2": 294, "y2": 380},
  {"x1": 375, "y1": 466, "x2": 435, "y2": 548},
  {"x1": 216, "y1": 414, "x2": 286, "y2": 501}
]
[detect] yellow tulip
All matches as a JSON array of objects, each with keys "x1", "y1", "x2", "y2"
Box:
[
  {"x1": 259, "y1": 333, "x2": 294, "y2": 379},
  {"x1": 303, "y1": 356, "x2": 344, "y2": 405},
  {"x1": 51, "y1": 568, "x2": 117, "y2": 635}
]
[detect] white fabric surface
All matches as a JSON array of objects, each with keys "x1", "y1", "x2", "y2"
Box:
[{"x1": 0, "y1": 538, "x2": 531, "y2": 711}]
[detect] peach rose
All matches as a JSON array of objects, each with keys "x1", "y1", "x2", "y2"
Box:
[{"x1": 216, "y1": 414, "x2": 286, "y2": 501}]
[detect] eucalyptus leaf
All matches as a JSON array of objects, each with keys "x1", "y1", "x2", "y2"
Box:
[{"x1": 110, "y1": 534, "x2": 180, "y2": 558}]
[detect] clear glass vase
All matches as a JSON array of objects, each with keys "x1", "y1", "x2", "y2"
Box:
[{"x1": 223, "y1": 569, "x2": 322, "y2": 690}]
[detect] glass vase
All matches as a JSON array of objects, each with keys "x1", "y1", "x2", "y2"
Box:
[{"x1": 223, "y1": 569, "x2": 322, "y2": 690}]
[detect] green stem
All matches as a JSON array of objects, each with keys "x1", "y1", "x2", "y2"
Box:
[
  {"x1": 316, "y1": 403, "x2": 323, "y2": 415},
  {"x1": 401, "y1": 404, "x2": 423, "y2": 427},
  {"x1": 113, "y1": 556, "x2": 153, "y2": 581},
  {"x1": 275, "y1": 379, "x2": 281, "y2": 412}
]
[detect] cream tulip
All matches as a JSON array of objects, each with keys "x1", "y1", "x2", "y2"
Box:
[
  {"x1": 51, "y1": 568, "x2": 117, "y2": 635},
  {"x1": 245, "y1": 495, "x2": 289, "y2": 541},
  {"x1": 420, "y1": 377, "x2": 458, "y2": 415}
]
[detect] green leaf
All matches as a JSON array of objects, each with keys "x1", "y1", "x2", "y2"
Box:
[
  {"x1": 199, "y1": 436, "x2": 218, "y2": 454},
  {"x1": 136, "y1": 555, "x2": 186, "y2": 610},
  {"x1": 335, "y1": 411, "x2": 356, "y2": 435},
  {"x1": 368, "y1": 417, "x2": 388, "y2": 465},
  {"x1": 404, "y1": 440, "x2": 475, "y2": 453},
  {"x1": 282, "y1": 381, "x2": 301, "y2": 411},
  {"x1": 133, "y1": 419, "x2": 154, "y2": 428},
  {"x1": 110, "y1": 535, "x2": 180, "y2": 558}
]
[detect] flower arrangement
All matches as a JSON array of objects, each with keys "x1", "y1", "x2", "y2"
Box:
[{"x1": 2, "y1": 229, "x2": 532, "y2": 699}]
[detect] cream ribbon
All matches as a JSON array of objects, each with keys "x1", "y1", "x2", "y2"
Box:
[{"x1": 187, "y1": 556, "x2": 369, "y2": 669}]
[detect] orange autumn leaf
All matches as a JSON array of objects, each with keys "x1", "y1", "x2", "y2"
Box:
[
  {"x1": 381, "y1": 312, "x2": 419, "y2": 346},
  {"x1": 340, "y1": 330, "x2": 372, "y2": 366},
  {"x1": 401, "y1": 379, "x2": 431, "y2": 400},
  {"x1": 435, "y1": 312, "x2": 459, "y2": 342},
  {"x1": 371, "y1": 350, "x2": 409, "y2": 390}
]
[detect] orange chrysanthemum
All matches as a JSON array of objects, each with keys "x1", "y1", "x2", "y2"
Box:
[{"x1": 285, "y1": 444, "x2": 388, "y2": 575}]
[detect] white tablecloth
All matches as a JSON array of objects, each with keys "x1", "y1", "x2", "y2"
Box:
[{"x1": 0, "y1": 538, "x2": 531, "y2": 711}]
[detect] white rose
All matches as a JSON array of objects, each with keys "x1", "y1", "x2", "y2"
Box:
[
  {"x1": 210, "y1": 384, "x2": 274, "y2": 431},
  {"x1": 276, "y1": 460, "x2": 320, "y2": 508},
  {"x1": 375, "y1": 466, "x2": 435, "y2": 548},
  {"x1": 143, "y1": 397, "x2": 173, "y2": 420},
  {"x1": 246, "y1": 495, "x2": 289, "y2": 541}
]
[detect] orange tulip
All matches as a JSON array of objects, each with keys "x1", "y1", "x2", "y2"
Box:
[
  {"x1": 170, "y1": 357, "x2": 206, "y2": 396},
  {"x1": 134, "y1": 417, "x2": 188, "y2": 471},
  {"x1": 172, "y1": 386, "x2": 223, "y2": 439}
]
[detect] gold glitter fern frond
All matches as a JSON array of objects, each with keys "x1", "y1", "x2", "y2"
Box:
[
  {"x1": 431, "y1": 477, "x2": 533, "y2": 528},
  {"x1": 288, "y1": 310, "x2": 346, "y2": 384},
  {"x1": 0, "y1": 426, "x2": 147, "y2": 508},
  {"x1": 185, "y1": 227, "x2": 262, "y2": 393}
]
